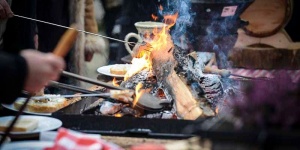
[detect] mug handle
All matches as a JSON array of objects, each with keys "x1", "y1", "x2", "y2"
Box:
[{"x1": 124, "y1": 33, "x2": 143, "y2": 56}]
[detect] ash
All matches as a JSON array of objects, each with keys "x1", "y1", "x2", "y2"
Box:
[
  {"x1": 120, "y1": 70, "x2": 156, "y2": 90},
  {"x1": 174, "y1": 46, "x2": 224, "y2": 104}
]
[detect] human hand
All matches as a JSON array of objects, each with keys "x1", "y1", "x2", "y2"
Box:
[
  {"x1": 20, "y1": 50, "x2": 65, "y2": 93},
  {"x1": 0, "y1": 0, "x2": 13, "y2": 19}
]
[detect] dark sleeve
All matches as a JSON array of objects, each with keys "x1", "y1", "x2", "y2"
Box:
[
  {"x1": 2, "y1": 0, "x2": 36, "y2": 54},
  {"x1": 0, "y1": 52, "x2": 28, "y2": 104}
]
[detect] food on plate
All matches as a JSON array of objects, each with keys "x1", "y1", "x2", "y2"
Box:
[
  {"x1": 109, "y1": 64, "x2": 130, "y2": 75},
  {"x1": 0, "y1": 118, "x2": 38, "y2": 132},
  {"x1": 13, "y1": 95, "x2": 68, "y2": 113}
]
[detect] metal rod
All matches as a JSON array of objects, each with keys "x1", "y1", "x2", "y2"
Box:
[
  {"x1": 48, "y1": 81, "x2": 101, "y2": 95},
  {"x1": 13, "y1": 14, "x2": 136, "y2": 46},
  {"x1": 0, "y1": 95, "x2": 32, "y2": 146},
  {"x1": 61, "y1": 71, "x2": 126, "y2": 90},
  {"x1": 230, "y1": 73, "x2": 273, "y2": 81},
  {"x1": 32, "y1": 93, "x2": 111, "y2": 99}
]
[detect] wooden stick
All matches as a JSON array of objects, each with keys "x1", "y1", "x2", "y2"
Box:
[
  {"x1": 53, "y1": 24, "x2": 78, "y2": 57},
  {"x1": 204, "y1": 66, "x2": 231, "y2": 77}
]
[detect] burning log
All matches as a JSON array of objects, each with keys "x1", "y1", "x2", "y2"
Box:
[
  {"x1": 117, "y1": 43, "x2": 223, "y2": 119},
  {"x1": 151, "y1": 41, "x2": 203, "y2": 120},
  {"x1": 174, "y1": 46, "x2": 224, "y2": 104},
  {"x1": 119, "y1": 37, "x2": 224, "y2": 119},
  {"x1": 120, "y1": 70, "x2": 155, "y2": 90}
]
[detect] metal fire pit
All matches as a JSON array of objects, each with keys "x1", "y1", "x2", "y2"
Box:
[
  {"x1": 51, "y1": 95, "x2": 300, "y2": 148},
  {"x1": 50, "y1": 77, "x2": 300, "y2": 149},
  {"x1": 51, "y1": 96, "x2": 198, "y2": 139}
]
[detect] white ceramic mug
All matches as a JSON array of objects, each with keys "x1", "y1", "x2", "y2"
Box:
[{"x1": 124, "y1": 21, "x2": 167, "y2": 55}]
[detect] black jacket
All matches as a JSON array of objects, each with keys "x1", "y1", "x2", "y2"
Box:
[{"x1": 0, "y1": 51, "x2": 27, "y2": 104}]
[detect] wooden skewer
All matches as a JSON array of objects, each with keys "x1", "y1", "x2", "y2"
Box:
[
  {"x1": 35, "y1": 24, "x2": 78, "y2": 96},
  {"x1": 204, "y1": 66, "x2": 231, "y2": 77},
  {"x1": 204, "y1": 66, "x2": 272, "y2": 80},
  {"x1": 53, "y1": 24, "x2": 78, "y2": 57}
]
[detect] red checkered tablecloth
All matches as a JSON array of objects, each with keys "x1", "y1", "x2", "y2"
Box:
[{"x1": 45, "y1": 128, "x2": 123, "y2": 150}]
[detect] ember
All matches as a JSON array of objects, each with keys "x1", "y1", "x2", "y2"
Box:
[{"x1": 112, "y1": 78, "x2": 119, "y2": 87}]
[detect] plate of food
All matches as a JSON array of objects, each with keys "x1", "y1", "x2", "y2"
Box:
[
  {"x1": 0, "y1": 115, "x2": 62, "y2": 138},
  {"x1": 1, "y1": 95, "x2": 69, "y2": 116},
  {"x1": 97, "y1": 64, "x2": 131, "y2": 78}
]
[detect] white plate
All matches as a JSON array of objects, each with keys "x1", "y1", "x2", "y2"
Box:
[
  {"x1": 0, "y1": 115, "x2": 62, "y2": 138},
  {"x1": 0, "y1": 141, "x2": 54, "y2": 150},
  {"x1": 1, "y1": 98, "x2": 51, "y2": 116},
  {"x1": 97, "y1": 64, "x2": 131, "y2": 78}
]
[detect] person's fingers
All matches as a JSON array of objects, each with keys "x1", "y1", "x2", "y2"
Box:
[
  {"x1": 21, "y1": 50, "x2": 66, "y2": 93},
  {"x1": 3, "y1": 5, "x2": 13, "y2": 18},
  {"x1": 26, "y1": 83, "x2": 44, "y2": 93},
  {"x1": 6, "y1": 12, "x2": 13, "y2": 18},
  {"x1": 42, "y1": 60, "x2": 61, "y2": 81},
  {"x1": 49, "y1": 72, "x2": 59, "y2": 81},
  {"x1": 32, "y1": 86, "x2": 45, "y2": 94},
  {"x1": 45, "y1": 54, "x2": 66, "y2": 71},
  {"x1": 0, "y1": 0, "x2": 13, "y2": 19}
]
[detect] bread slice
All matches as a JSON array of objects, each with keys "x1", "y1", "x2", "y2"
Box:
[
  {"x1": 110, "y1": 65, "x2": 129, "y2": 75},
  {"x1": 14, "y1": 95, "x2": 68, "y2": 113},
  {"x1": 0, "y1": 118, "x2": 38, "y2": 132}
]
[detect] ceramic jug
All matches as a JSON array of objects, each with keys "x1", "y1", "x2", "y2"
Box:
[{"x1": 124, "y1": 21, "x2": 167, "y2": 57}]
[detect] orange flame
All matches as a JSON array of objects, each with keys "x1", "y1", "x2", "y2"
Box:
[
  {"x1": 114, "y1": 113, "x2": 123, "y2": 117},
  {"x1": 124, "y1": 55, "x2": 150, "y2": 81},
  {"x1": 149, "y1": 12, "x2": 178, "y2": 51},
  {"x1": 151, "y1": 14, "x2": 158, "y2": 21},
  {"x1": 163, "y1": 12, "x2": 178, "y2": 28},
  {"x1": 132, "y1": 83, "x2": 143, "y2": 108},
  {"x1": 124, "y1": 7, "x2": 178, "y2": 82},
  {"x1": 216, "y1": 107, "x2": 219, "y2": 115},
  {"x1": 112, "y1": 77, "x2": 119, "y2": 87}
]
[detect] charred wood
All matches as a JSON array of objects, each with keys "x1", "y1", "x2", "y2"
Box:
[
  {"x1": 174, "y1": 46, "x2": 223, "y2": 104},
  {"x1": 151, "y1": 43, "x2": 203, "y2": 120},
  {"x1": 120, "y1": 70, "x2": 155, "y2": 90}
]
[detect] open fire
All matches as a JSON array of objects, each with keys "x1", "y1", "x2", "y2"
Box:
[{"x1": 91, "y1": 10, "x2": 227, "y2": 120}]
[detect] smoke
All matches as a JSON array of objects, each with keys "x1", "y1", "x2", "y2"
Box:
[{"x1": 159, "y1": 0, "x2": 195, "y2": 49}]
